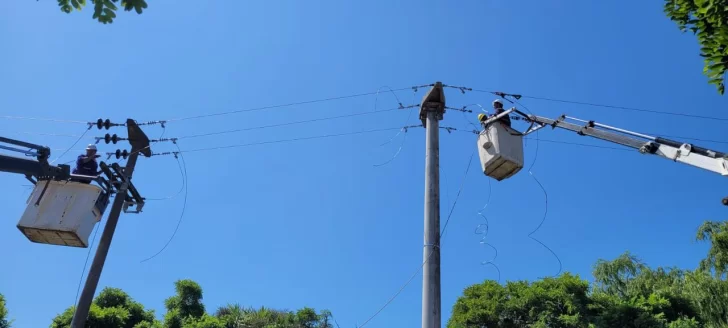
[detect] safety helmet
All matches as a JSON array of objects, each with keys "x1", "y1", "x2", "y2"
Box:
[
  {"x1": 477, "y1": 113, "x2": 487, "y2": 122},
  {"x1": 86, "y1": 144, "x2": 97, "y2": 151},
  {"x1": 492, "y1": 99, "x2": 503, "y2": 106}
]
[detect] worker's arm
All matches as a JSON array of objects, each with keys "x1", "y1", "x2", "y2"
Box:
[{"x1": 80, "y1": 155, "x2": 100, "y2": 163}]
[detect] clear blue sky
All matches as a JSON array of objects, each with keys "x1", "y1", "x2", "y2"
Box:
[{"x1": 1, "y1": 1, "x2": 727, "y2": 327}]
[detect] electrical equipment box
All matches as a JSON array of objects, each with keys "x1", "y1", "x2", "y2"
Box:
[
  {"x1": 17, "y1": 180, "x2": 105, "y2": 248},
  {"x1": 477, "y1": 122, "x2": 525, "y2": 181}
]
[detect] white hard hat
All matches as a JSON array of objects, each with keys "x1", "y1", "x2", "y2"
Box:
[
  {"x1": 492, "y1": 99, "x2": 503, "y2": 105},
  {"x1": 86, "y1": 144, "x2": 97, "y2": 151}
]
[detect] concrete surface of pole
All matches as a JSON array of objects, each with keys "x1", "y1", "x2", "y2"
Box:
[
  {"x1": 420, "y1": 82, "x2": 445, "y2": 328},
  {"x1": 72, "y1": 119, "x2": 151, "y2": 328}
]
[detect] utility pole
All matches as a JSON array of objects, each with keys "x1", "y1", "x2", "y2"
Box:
[
  {"x1": 71, "y1": 119, "x2": 151, "y2": 328},
  {"x1": 420, "y1": 82, "x2": 445, "y2": 328}
]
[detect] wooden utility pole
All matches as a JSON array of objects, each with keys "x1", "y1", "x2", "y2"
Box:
[
  {"x1": 71, "y1": 119, "x2": 151, "y2": 327},
  {"x1": 420, "y1": 82, "x2": 445, "y2": 328}
]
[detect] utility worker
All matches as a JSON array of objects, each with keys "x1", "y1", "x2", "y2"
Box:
[
  {"x1": 72, "y1": 144, "x2": 101, "y2": 184},
  {"x1": 477, "y1": 99, "x2": 512, "y2": 128}
]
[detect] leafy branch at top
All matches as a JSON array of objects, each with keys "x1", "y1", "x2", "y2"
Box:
[
  {"x1": 56, "y1": 0, "x2": 147, "y2": 24},
  {"x1": 664, "y1": 0, "x2": 728, "y2": 95}
]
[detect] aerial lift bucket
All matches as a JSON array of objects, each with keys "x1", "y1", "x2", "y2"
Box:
[
  {"x1": 477, "y1": 122, "x2": 525, "y2": 181},
  {"x1": 17, "y1": 180, "x2": 108, "y2": 248}
]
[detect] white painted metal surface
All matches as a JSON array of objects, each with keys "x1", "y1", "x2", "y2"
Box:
[
  {"x1": 17, "y1": 180, "x2": 104, "y2": 247},
  {"x1": 477, "y1": 122, "x2": 524, "y2": 181}
]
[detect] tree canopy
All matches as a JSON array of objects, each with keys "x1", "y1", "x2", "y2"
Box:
[
  {"x1": 44, "y1": 278, "x2": 334, "y2": 328},
  {"x1": 0, "y1": 293, "x2": 10, "y2": 328},
  {"x1": 664, "y1": 0, "x2": 728, "y2": 94},
  {"x1": 56, "y1": 0, "x2": 147, "y2": 24},
  {"x1": 448, "y1": 219, "x2": 728, "y2": 328}
]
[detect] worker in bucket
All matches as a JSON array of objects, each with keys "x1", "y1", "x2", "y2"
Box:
[
  {"x1": 72, "y1": 144, "x2": 101, "y2": 184},
  {"x1": 477, "y1": 99, "x2": 512, "y2": 128}
]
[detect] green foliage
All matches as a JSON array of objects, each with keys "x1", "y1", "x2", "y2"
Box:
[
  {"x1": 0, "y1": 294, "x2": 11, "y2": 328},
  {"x1": 664, "y1": 0, "x2": 728, "y2": 94},
  {"x1": 450, "y1": 220, "x2": 728, "y2": 327},
  {"x1": 51, "y1": 288, "x2": 159, "y2": 328},
  {"x1": 55, "y1": 0, "x2": 148, "y2": 24},
  {"x1": 164, "y1": 279, "x2": 206, "y2": 327},
  {"x1": 211, "y1": 303, "x2": 333, "y2": 328},
  {"x1": 696, "y1": 220, "x2": 728, "y2": 278},
  {"x1": 448, "y1": 273, "x2": 591, "y2": 328}
]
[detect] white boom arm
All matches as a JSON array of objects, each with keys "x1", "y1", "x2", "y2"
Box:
[{"x1": 481, "y1": 108, "x2": 728, "y2": 205}]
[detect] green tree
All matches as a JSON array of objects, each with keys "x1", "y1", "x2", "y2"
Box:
[
  {"x1": 448, "y1": 273, "x2": 592, "y2": 328},
  {"x1": 0, "y1": 293, "x2": 11, "y2": 328},
  {"x1": 696, "y1": 220, "x2": 728, "y2": 278},
  {"x1": 55, "y1": 0, "x2": 148, "y2": 24},
  {"x1": 163, "y1": 279, "x2": 212, "y2": 328},
  {"x1": 51, "y1": 287, "x2": 159, "y2": 328},
  {"x1": 664, "y1": 0, "x2": 728, "y2": 94}
]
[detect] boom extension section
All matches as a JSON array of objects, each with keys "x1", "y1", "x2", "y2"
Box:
[
  {"x1": 0, "y1": 136, "x2": 70, "y2": 183},
  {"x1": 478, "y1": 108, "x2": 728, "y2": 205}
]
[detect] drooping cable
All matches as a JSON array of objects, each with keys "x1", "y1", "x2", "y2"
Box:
[
  {"x1": 440, "y1": 150, "x2": 475, "y2": 238},
  {"x1": 374, "y1": 89, "x2": 419, "y2": 167},
  {"x1": 74, "y1": 217, "x2": 102, "y2": 308},
  {"x1": 145, "y1": 154, "x2": 186, "y2": 201},
  {"x1": 140, "y1": 143, "x2": 189, "y2": 263},
  {"x1": 514, "y1": 99, "x2": 563, "y2": 278},
  {"x1": 474, "y1": 177, "x2": 501, "y2": 283},
  {"x1": 358, "y1": 149, "x2": 473, "y2": 328},
  {"x1": 49, "y1": 125, "x2": 93, "y2": 165}
]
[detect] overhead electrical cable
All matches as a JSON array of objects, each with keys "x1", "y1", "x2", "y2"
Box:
[{"x1": 471, "y1": 88, "x2": 728, "y2": 122}]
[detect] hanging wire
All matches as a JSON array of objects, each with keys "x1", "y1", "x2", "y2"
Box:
[
  {"x1": 459, "y1": 103, "x2": 487, "y2": 132},
  {"x1": 140, "y1": 143, "x2": 189, "y2": 263},
  {"x1": 145, "y1": 155, "x2": 186, "y2": 201},
  {"x1": 373, "y1": 88, "x2": 419, "y2": 167},
  {"x1": 440, "y1": 150, "x2": 475, "y2": 238},
  {"x1": 514, "y1": 99, "x2": 563, "y2": 278},
  {"x1": 475, "y1": 176, "x2": 501, "y2": 283},
  {"x1": 358, "y1": 149, "x2": 473, "y2": 328},
  {"x1": 49, "y1": 125, "x2": 93, "y2": 165},
  {"x1": 74, "y1": 218, "x2": 102, "y2": 308}
]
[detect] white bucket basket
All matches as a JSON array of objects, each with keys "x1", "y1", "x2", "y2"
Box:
[
  {"x1": 477, "y1": 122, "x2": 525, "y2": 181},
  {"x1": 17, "y1": 180, "x2": 104, "y2": 248}
]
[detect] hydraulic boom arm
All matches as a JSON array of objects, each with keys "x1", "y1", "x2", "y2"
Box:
[
  {"x1": 481, "y1": 108, "x2": 728, "y2": 205},
  {"x1": 0, "y1": 136, "x2": 71, "y2": 183}
]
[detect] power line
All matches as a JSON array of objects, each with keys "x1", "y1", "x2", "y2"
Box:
[
  {"x1": 0, "y1": 115, "x2": 88, "y2": 124},
  {"x1": 177, "y1": 107, "x2": 412, "y2": 140},
  {"x1": 167, "y1": 87, "x2": 424, "y2": 122},
  {"x1": 165, "y1": 127, "x2": 408, "y2": 155},
  {"x1": 0, "y1": 84, "x2": 430, "y2": 126},
  {"x1": 471, "y1": 88, "x2": 728, "y2": 122}
]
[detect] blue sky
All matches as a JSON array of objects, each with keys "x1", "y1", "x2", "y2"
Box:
[{"x1": 1, "y1": 1, "x2": 727, "y2": 327}]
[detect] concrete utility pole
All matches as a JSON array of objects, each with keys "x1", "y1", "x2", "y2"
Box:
[
  {"x1": 72, "y1": 119, "x2": 151, "y2": 328},
  {"x1": 420, "y1": 82, "x2": 445, "y2": 328}
]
